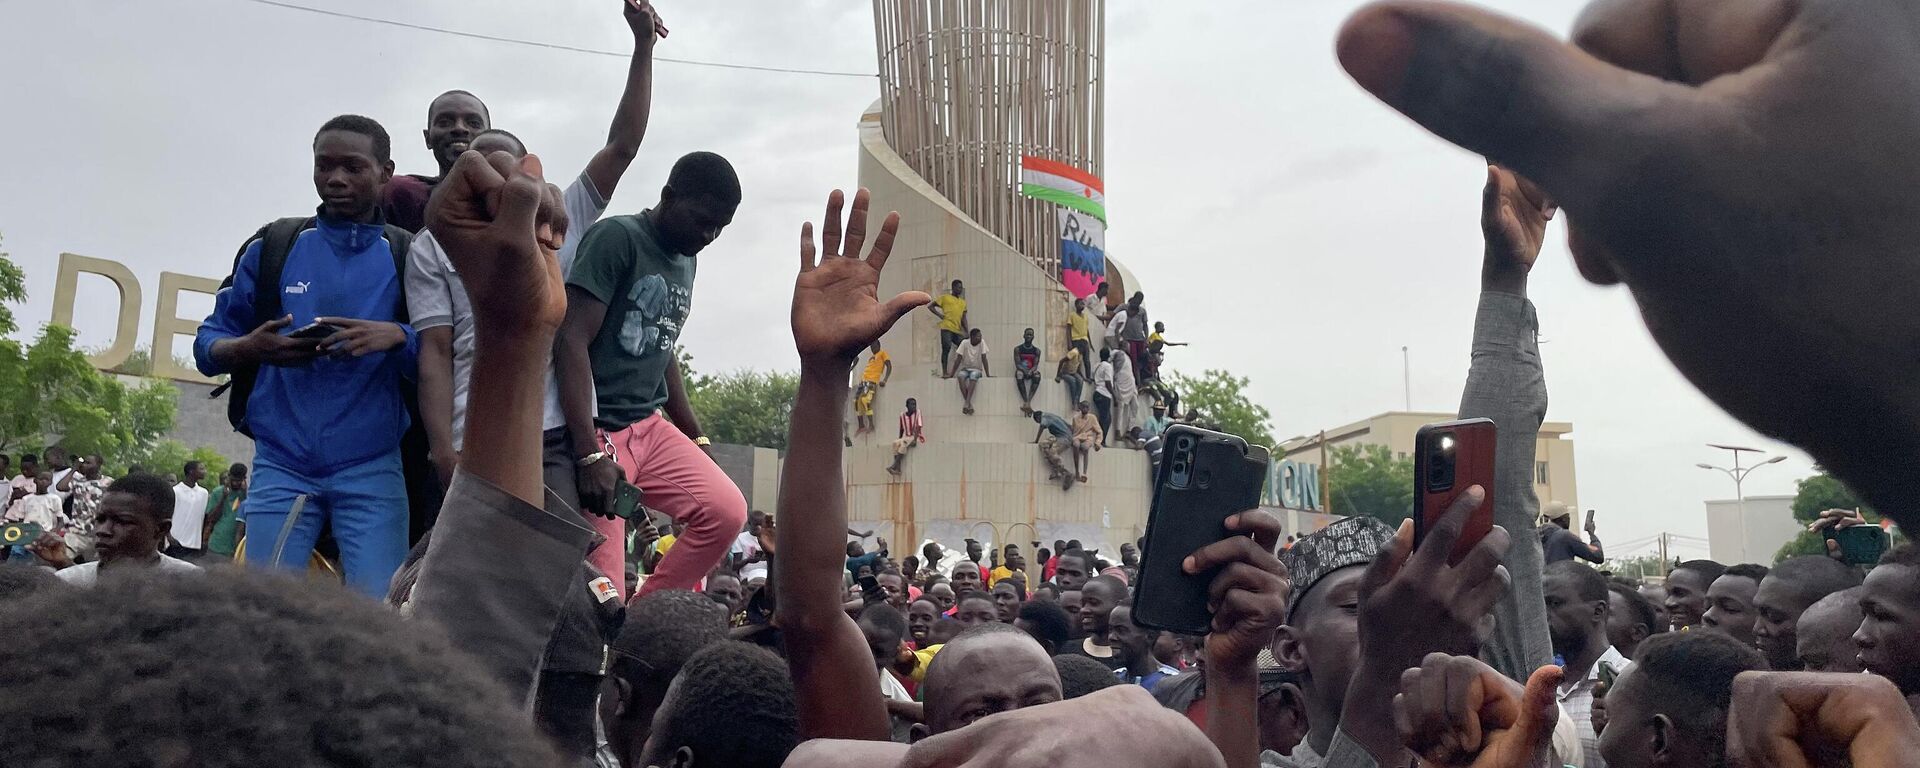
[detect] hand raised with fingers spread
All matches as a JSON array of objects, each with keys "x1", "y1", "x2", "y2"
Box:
[
  {"x1": 792, "y1": 189, "x2": 930, "y2": 367},
  {"x1": 425, "y1": 150, "x2": 569, "y2": 338},
  {"x1": 1396, "y1": 656, "x2": 1563, "y2": 768},
  {"x1": 1336, "y1": 0, "x2": 1920, "y2": 519}
]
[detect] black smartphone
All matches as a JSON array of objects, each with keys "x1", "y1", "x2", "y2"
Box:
[
  {"x1": 1826, "y1": 525, "x2": 1888, "y2": 566},
  {"x1": 287, "y1": 321, "x2": 341, "y2": 340},
  {"x1": 857, "y1": 573, "x2": 884, "y2": 604},
  {"x1": 1133, "y1": 424, "x2": 1270, "y2": 635},
  {"x1": 1413, "y1": 418, "x2": 1497, "y2": 566},
  {"x1": 610, "y1": 480, "x2": 642, "y2": 520}
]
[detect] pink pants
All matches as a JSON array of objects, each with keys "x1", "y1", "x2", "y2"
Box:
[{"x1": 608, "y1": 413, "x2": 749, "y2": 599}]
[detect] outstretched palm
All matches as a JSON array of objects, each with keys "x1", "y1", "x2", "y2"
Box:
[{"x1": 792, "y1": 188, "x2": 930, "y2": 364}]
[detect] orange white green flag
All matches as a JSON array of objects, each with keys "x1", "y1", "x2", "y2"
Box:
[{"x1": 1020, "y1": 156, "x2": 1105, "y2": 223}]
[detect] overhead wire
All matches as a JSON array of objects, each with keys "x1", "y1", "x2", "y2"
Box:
[{"x1": 238, "y1": 0, "x2": 877, "y2": 79}]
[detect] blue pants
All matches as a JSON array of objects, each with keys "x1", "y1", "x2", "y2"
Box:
[{"x1": 242, "y1": 450, "x2": 408, "y2": 598}]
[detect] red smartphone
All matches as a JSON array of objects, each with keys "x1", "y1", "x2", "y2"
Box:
[{"x1": 1412, "y1": 418, "x2": 1497, "y2": 565}]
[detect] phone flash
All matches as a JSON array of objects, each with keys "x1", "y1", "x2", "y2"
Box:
[{"x1": 1440, "y1": 436, "x2": 1455, "y2": 451}]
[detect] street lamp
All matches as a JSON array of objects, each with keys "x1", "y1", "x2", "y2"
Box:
[{"x1": 1697, "y1": 445, "x2": 1790, "y2": 562}]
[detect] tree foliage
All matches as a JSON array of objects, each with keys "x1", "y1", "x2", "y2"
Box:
[
  {"x1": 678, "y1": 347, "x2": 797, "y2": 450},
  {"x1": 1164, "y1": 368, "x2": 1276, "y2": 449},
  {"x1": 1775, "y1": 471, "x2": 1894, "y2": 563},
  {"x1": 120, "y1": 441, "x2": 234, "y2": 489},
  {"x1": 0, "y1": 238, "x2": 179, "y2": 465},
  {"x1": 1327, "y1": 444, "x2": 1414, "y2": 525}
]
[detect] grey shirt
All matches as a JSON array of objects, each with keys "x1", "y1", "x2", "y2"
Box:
[
  {"x1": 409, "y1": 471, "x2": 597, "y2": 711},
  {"x1": 1458, "y1": 291, "x2": 1553, "y2": 682},
  {"x1": 1294, "y1": 292, "x2": 1552, "y2": 768}
]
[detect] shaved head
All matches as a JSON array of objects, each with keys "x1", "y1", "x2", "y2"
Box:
[
  {"x1": 1796, "y1": 587, "x2": 1866, "y2": 673},
  {"x1": 921, "y1": 624, "x2": 1061, "y2": 735}
]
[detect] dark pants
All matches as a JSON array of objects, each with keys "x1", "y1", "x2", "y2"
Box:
[
  {"x1": 1071, "y1": 339, "x2": 1094, "y2": 378},
  {"x1": 940, "y1": 330, "x2": 963, "y2": 373},
  {"x1": 1093, "y1": 392, "x2": 1113, "y2": 441}
]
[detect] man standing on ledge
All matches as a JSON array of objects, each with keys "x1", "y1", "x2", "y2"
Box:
[
  {"x1": 552, "y1": 151, "x2": 746, "y2": 599},
  {"x1": 929, "y1": 279, "x2": 967, "y2": 375},
  {"x1": 1013, "y1": 327, "x2": 1042, "y2": 415}
]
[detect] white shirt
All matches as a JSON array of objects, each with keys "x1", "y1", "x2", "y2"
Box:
[
  {"x1": 1111, "y1": 350, "x2": 1137, "y2": 398},
  {"x1": 56, "y1": 554, "x2": 201, "y2": 586},
  {"x1": 406, "y1": 172, "x2": 610, "y2": 443},
  {"x1": 954, "y1": 340, "x2": 989, "y2": 372},
  {"x1": 1106, "y1": 308, "x2": 1128, "y2": 340},
  {"x1": 5, "y1": 493, "x2": 62, "y2": 530},
  {"x1": 170, "y1": 482, "x2": 211, "y2": 549},
  {"x1": 1559, "y1": 645, "x2": 1630, "y2": 768},
  {"x1": 1093, "y1": 360, "x2": 1115, "y2": 397},
  {"x1": 48, "y1": 468, "x2": 75, "y2": 500},
  {"x1": 731, "y1": 530, "x2": 762, "y2": 561}
]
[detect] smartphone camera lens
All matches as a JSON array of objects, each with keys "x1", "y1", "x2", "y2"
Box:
[
  {"x1": 1177, "y1": 437, "x2": 1194, "y2": 450},
  {"x1": 1426, "y1": 431, "x2": 1457, "y2": 491}
]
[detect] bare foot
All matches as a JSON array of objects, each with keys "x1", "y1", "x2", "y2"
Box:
[
  {"x1": 1077, "y1": 474, "x2": 1088, "y2": 483},
  {"x1": 964, "y1": 406, "x2": 974, "y2": 415}
]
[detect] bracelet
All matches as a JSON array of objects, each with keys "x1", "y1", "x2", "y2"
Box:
[
  {"x1": 577, "y1": 451, "x2": 612, "y2": 467},
  {"x1": 693, "y1": 436, "x2": 712, "y2": 447}
]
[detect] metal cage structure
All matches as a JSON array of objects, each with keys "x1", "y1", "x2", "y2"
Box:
[{"x1": 872, "y1": 0, "x2": 1105, "y2": 278}]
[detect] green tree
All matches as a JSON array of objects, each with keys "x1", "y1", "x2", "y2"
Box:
[
  {"x1": 0, "y1": 237, "x2": 179, "y2": 463},
  {"x1": 1164, "y1": 369, "x2": 1276, "y2": 448},
  {"x1": 1327, "y1": 444, "x2": 1415, "y2": 525},
  {"x1": 1774, "y1": 472, "x2": 1892, "y2": 562},
  {"x1": 1603, "y1": 553, "x2": 1669, "y2": 582},
  {"x1": 686, "y1": 368, "x2": 799, "y2": 450}
]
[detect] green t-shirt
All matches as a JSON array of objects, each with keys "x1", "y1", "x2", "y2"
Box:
[
  {"x1": 205, "y1": 486, "x2": 245, "y2": 556},
  {"x1": 567, "y1": 212, "x2": 696, "y2": 430}
]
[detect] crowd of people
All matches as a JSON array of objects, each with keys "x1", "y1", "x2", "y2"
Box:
[
  {"x1": 861, "y1": 275, "x2": 1196, "y2": 490},
  {"x1": 6, "y1": 0, "x2": 1920, "y2": 766}
]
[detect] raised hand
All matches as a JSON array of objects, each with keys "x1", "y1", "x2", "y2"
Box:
[
  {"x1": 792, "y1": 189, "x2": 930, "y2": 367},
  {"x1": 1396, "y1": 656, "x2": 1563, "y2": 768},
  {"x1": 1336, "y1": 0, "x2": 1920, "y2": 519},
  {"x1": 1184, "y1": 509, "x2": 1290, "y2": 668},
  {"x1": 1727, "y1": 671, "x2": 1920, "y2": 768},
  {"x1": 1479, "y1": 165, "x2": 1553, "y2": 294},
  {"x1": 624, "y1": 0, "x2": 668, "y2": 43},
  {"x1": 424, "y1": 150, "x2": 569, "y2": 339}
]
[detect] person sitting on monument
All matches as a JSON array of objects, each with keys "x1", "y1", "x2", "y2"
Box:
[
  {"x1": 1067, "y1": 296, "x2": 1094, "y2": 379},
  {"x1": 886, "y1": 397, "x2": 924, "y2": 477},
  {"x1": 1014, "y1": 327, "x2": 1043, "y2": 415},
  {"x1": 947, "y1": 327, "x2": 990, "y2": 416}
]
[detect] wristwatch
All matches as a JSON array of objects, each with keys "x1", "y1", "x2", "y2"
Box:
[
  {"x1": 577, "y1": 451, "x2": 613, "y2": 467},
  {"x1": 693, "y1": 436, "x2": 712, "y2": 447}
]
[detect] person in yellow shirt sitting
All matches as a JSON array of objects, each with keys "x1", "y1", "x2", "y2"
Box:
[
  {"x1": 853, "y1": 340, "x2": 892, "y2": 436},
  {"x1": 1067, "y1": 297, "x2": 1093, "y2": 378},
  {"x1": 929, "y1": 279, "x2": 968, "y2": 376}
]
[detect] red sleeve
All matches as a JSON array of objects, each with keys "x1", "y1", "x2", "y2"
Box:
[{"x1": 381, "y1": 175, "x2": 436, "y2": 234}]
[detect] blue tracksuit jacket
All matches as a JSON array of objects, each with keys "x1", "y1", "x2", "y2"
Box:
[{"x1": 195, "y1": 210, "x2": 418, "y2": 472}]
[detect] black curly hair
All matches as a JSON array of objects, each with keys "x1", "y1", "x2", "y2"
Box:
[
  {"x1": 644, "y1": 642, "x2": 799, "y2": 768},
  {"x1": 0, "y1": 562, "x2": 66, "y2": 602},
  {"x1": 1053, "y1": 653, "x2": 1123, "y2": 699},
  {"x1": 610, "y1": 589, "x2": 729, "y2": 687},
  {"x1": 1016, "y1": 600, "x2": 1074, "y2": 654},
  {"x1": 0, "y1": 569, "x2": 554, "y2": 767}
]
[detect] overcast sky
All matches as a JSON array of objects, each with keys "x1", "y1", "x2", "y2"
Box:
[{"x1": 0, "y1": 0, "x2": 1816, "y2": 559}]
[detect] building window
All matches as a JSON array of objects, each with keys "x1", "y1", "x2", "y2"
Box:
[{"x1": 1535, "y1": 461, "x2": 1550, "y2": 485}]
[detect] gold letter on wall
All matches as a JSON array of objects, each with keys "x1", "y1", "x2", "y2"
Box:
[
  {"x1": 154, "y1": 272, "x2": 220, "y2": 384},
  {"x1": 50, "y1": 253, "x2": 141, "y2": 371}
]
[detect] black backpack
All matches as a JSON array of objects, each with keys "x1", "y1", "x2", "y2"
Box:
[{"x1": 209, "y1": 216, "x2": 413, "y2": 437}]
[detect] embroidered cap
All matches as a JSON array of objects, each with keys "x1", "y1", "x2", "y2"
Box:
[{"x1": 1278, "y1": 515, "x2": 1396, "y2": 619}]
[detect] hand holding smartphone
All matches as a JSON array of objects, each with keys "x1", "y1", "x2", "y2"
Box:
[
  {"x1": 1413, "y1": 418, "x2": 1497, "y2": 565},
  {"x1": 1133, "y1": 425, "x2": 1271, "y2": 634},
  {"x1": 287, "y1": 321, "x2": 342, "y2": 341}
]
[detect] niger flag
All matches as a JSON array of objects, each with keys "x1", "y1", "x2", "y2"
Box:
[{"x1": 1020, "y1": 156, "x2": 1105, "y2": 223}]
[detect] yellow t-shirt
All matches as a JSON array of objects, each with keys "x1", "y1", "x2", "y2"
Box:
[
  {"x1": 935, "y1": 294, "x2": 967, "y2": 334},
  {"x1": 862, "y1": 349, "x2": 891, "y2": 383},
  {"x1": 1068, "y1": 309, "x2": 1089, "y2": 340},
  {"x1": 989, "y1": 566, "x2": 1017, "y2": 586},
  {"x1": 655, "y1": 533, "x2": 677, "y2": 554}
]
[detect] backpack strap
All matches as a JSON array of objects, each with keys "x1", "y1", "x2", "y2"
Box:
[
  {"x1": 382, "y1": 224, "x2": 414, "y2": 323},
  {"x1": 213, "y1": 217, "x2": 314, "y2": 437}
]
